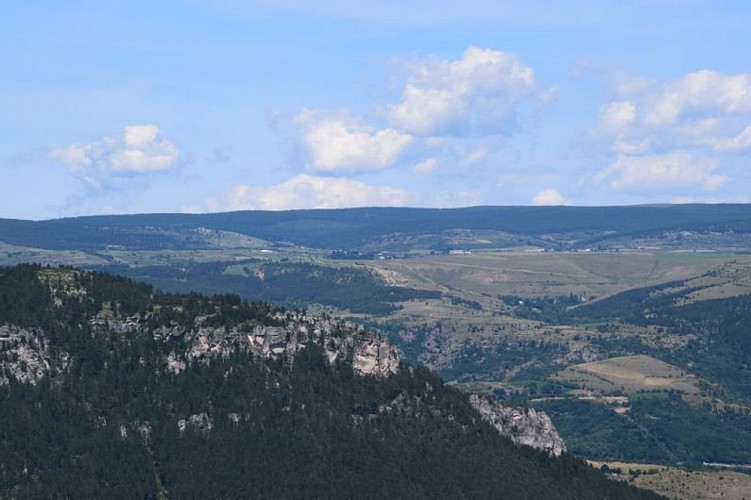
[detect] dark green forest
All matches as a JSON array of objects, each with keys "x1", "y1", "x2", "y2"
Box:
[
  {"x1": 499, "y1": 279, "x2": 751, "y2": 465},
  {"x1": 104, "y1": 260, "x2": 440, "y2": 315},
  {"x1": 536, "y1": 393, "x2": 751, "y2": 466},
  {"x1": 566, "y1": 281, "x2": 751, "y2": 400},
  {"x1": 0, "y1": 265, "x2": 657, "y2": 498}
]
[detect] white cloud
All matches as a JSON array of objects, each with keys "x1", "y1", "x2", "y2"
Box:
[
  {"x1": 646, "y1": 70, "x2": 751, "y2": 125},
  {"x1": 713, "y1": 124, "x2": 751, "y2": 151},
  {"x1": 52, "y1": 145, "x2": 94, "y2": 175},
  {"x1": 295, "y1": 109, "x2": 413, "y2": 172},
  {"x1": 598, "y1": 70, "x2": 751, "y2": 150},
  {"x1": 53, "y1": 125, "x2": 178, "y2": 186},
  {"x1": 459, "y1": 147, "x2": 489, "y2": 167},
  {"x1": 532, "y1": 188, "x2": 568, "y2": 206},
  {"x1": 414, "y1": 158, "x2": 438, "y2": 174},
  {"x1": 593, "y1": 69, "x2": 751, "y2": 198},
  {"x1": 594, "y1": 152, "x2": 725, "y2": 192},
  {"x1": 387, "y1": 46, "x2": 543, "y2": 136},
  {"x1": 599, "y1": 101, "x2": 636, "y2": 129},
  {"x1": 229, "y1": 174, "x2": 410, "y2": 210},
  {"x1": 285, "y1": 47, "x2": 545, "y2": 187}
]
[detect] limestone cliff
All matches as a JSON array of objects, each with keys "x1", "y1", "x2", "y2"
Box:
[
  {"x1": 469, "y1": 394, "x2": 567, "y2": 456},
  {"x1": 2, "y1": 314, "x2": 569, "y2": 459},
  {"x1": 92, "y1": 311, "x2": 401, "y2": 377},
  {"x1": 2, "y1": 308, "x2": 400, "y2": 388},
  {"x1": 0, "y1": 325, "x2": 65, "y2": 386}
]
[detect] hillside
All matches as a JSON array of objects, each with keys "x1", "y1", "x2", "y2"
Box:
[
  {"x1": 0, "y1": 265, "x2": 656, "y2": 498},
  {"x1": 2, "y1": 204, "x2": 751, "y2": 252},
  {"x1": 2, "y1": 205, "x2": 751, "y2": 496}
]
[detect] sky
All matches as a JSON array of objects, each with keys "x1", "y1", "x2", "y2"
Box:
[{"x1": 2, "y1": 1, "x2": 751, "y2": 220}]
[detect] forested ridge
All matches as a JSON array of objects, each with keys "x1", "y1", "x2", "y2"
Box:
[
  {"x1": 2, "y1": 204, "x2": 750, "y2": 250},
  {"x1": 0, "y1": 264, "x2": 657, "y2": 498},
  {"x1": 107, "y1": 260, "x2": 441, "y2": 315}
]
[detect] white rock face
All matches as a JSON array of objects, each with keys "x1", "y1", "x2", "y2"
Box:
[
  {"x1": 469, "y1": 394, "x2": 567, "y2": 456},
  {"x1": 179, "y1": 317, "x2": 399, "y2": 377},
  {"x1": 166, "y1": 351, "x2": 186, "y2": 374},
  {"x1": 5, "y1": 309, "x2": 400, "y2": 385},
  {"x1": 178, "y1": 412, "x2": 213, "y2": 435},
  {"x1": 0, "y1": 325, "x2": 60, "y2": 386},
  {"x1": 352, "y1": 333, "x2": 400, "y2": 376}
]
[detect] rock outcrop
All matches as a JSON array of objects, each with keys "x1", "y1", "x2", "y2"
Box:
[
  {"x1": 178, "y1": 412, "x2": 213, "y2": 435},
  {"x1": 0, "y1": 325, "x2": 63, "y2": 386},
  {"x1": 469, "y1": 394, "x2": 567, "y2": 456},
  {"x1": 178, "y1": 317, "x2": 400, "y2": 377},
  {"x1": 85, "y1": 309, "x2": 402, "y2": 377}
]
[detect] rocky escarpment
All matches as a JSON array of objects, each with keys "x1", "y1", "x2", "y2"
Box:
[
  {"x1": 1, "y1": 315, "x2": 568, "y2": 459},
  {"x1": 470, "y1": 394, "x2": 567, "y2": 456},
  {"x1": 95, "y1": 312, "x2": 400, "y2": 377},
  {"x1": 1, "y1": 311, "x2": 399, "y2": 388},
  {"x1": 1, "y1": 313, "x2": 569, "y2": 457}
]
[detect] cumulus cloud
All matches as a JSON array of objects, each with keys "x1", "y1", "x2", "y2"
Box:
[
  {"x1": 53, "y1": 125, "x2": 178, "y2": 186},
  {"x1": 295, "y1": 109, "x2": 413, "y2": 173},
  {"x1": 532, "y1": 188, "x2": 568, "y2": 206},
  {"x1": 387, "y1": 46, "x2": 543, "y2": 136},
  {"x1": 285, "y1": 47, "x2": 546, "y2": 187},
  {"x1": 229, "y1": 174, "x2": 410, "y2": 210},
  {"x1": 593, "y1": 152, "x2": 725, "y2": 192}
]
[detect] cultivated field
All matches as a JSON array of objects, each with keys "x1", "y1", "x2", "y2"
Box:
[
  {"x1": 552, "y1": 355, "x2": 701, "y2": 396},
  {"x1": 590, "y1": 461, "x2": 751, "y2": 500},
  {"x1": 371, "y1": 251, "x2": 751, "y2": 301}
]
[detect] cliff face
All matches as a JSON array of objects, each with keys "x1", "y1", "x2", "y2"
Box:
[
  {"x1": 1, "y1": 309, "x2": 400, "y2": 386},
  {"x1": 0, "y1": 325, "x2": 63, "y2": 386},
  {"x1": 1, "y1": 311, "x2": 569, "y2": 458},
  {"x1": 1, "y1": 265, "x2": 569, "y2": 465},
  {"x1": 470, "y1": 394, "x2": 567, "y2": 456},
  {"x1": 148, "y1": 315, "x2": 400, "y2": 377},
  {"x1": 1, "y1": 313, "x2": 567, "y2": 459}
]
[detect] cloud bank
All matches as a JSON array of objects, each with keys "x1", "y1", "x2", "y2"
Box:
[
  {"x1": 294, "y1": 47, "x2": 547, "y2": 173},
  {"x1": 594, "y1": 69, "x2": 751, "y2": 196},
  {"x1": 229, "y1": 174, "x2": 410, "y2": 210}
]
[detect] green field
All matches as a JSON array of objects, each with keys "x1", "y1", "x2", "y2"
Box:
[
  {"x1": 590, "y1": 461, "x2": 751, "y2": 500},
  {"x1": 372, "y1": 251, "x2": 751, "y2": 301},
  {"x1": 552, "y1": 355, "x2": 701, "y2": 398}
]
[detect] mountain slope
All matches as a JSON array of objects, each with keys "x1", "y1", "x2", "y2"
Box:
[{"x1": 0, "y1": 265, "x2": 657, "y2": 498}]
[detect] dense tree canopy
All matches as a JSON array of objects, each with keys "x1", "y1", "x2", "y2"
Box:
[{"x1": 0, "y1": 265, "x2": 657, "y2": 498}]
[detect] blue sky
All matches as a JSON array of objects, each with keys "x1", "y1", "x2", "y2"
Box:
[{"x1": 2, "y1": 1, "x2": 751, "y2": 219}]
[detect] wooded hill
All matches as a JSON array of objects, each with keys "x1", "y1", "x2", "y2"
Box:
[
  {"x1": 2, "y1": 204, "x2": 750, "y2": 251},
  {"x1": 0, "y1": 265, "x2": 657, "y2": 498}
]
